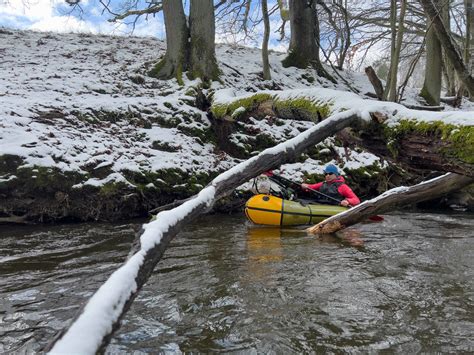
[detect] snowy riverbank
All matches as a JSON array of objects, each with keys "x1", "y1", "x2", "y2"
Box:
[{"x1": 1, "y1": 29, "x2": 468, "y2": 222}]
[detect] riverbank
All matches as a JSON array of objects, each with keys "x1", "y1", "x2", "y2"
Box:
[{"x1": 1, "y1": 29, "x2": 471, "y2": 223}]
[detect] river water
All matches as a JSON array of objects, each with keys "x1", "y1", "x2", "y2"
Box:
[{"x1": 0, "y1": 212, "x2": 473, "y2": 353}]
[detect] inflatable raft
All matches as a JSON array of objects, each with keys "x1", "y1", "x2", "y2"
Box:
[{"x1": 245, "y1": 194, "x2": 347, "y2": 226}]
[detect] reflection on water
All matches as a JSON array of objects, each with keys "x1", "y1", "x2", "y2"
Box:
[{"x1": 0, "y1": 212, "x2": 473, "y2": 353}]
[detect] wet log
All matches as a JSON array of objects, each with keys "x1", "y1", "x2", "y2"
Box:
[
  {"x1": 307, "y1": 173, "x2": 474, "y2": 234},
  {"x1": 45, "y1": 110, "x2": 363, "y2": 353}
]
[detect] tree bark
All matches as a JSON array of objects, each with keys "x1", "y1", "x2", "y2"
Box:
[
  {"x1": 388, "y1": 0, "x2": 407, "y2": 102},
  {"x1": 383, "y1": 0, "x2": 397, "y2": 101},
  {"x1": 307, "y1": 173, "x2": 474, "y2": 234},
  {"x1": 442, "y1": 1, "x2": 456, "y2": 97},
  {"x1": 282, "y1": 0, "x2": 335, "y2": 82},
  {"x1": 148, "y1": 0, "x2": 188, "y2": 82},
  {"x1": 189, "y1": 0, "x2": 220, "y2": 82},
  {"x1": 262, "y1": 0, "x2": 271, "y2": 80},
  {"x1": 419, "y1": 0, "x2": 474, "y2": 98},
  {"x1": 420, "y1": 0, "x2": 442, "y2": 105},
  {"x1": 149, "y1": 0, "x2": 219, "y2": 83},
  {"x1": 365, "y1": 65, "x2": 385, "y2": 99}
]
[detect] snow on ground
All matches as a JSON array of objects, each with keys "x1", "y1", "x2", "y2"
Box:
[
  {"x1": 2, "y1": 28, "x2": 471, "y2": 190},
  {"x1": 0, "y1": 29, "x2": 392, "y2": 187}
]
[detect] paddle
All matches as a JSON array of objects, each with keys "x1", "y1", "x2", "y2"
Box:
[
  {"x1": 265, "y1": 171, "x2": 344, "y2": 205},
  {"x1": 264, "y1": 171, "x2": 384, "y2": 222}
]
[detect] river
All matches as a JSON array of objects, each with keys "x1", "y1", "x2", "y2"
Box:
[{"x1": 0, "y1": 212, "x2": 473, "y2": 353}]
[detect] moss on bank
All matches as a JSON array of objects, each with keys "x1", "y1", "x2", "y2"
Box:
[
  {"x1": 384, "y1": 119, "x2": 474, "y2": 163},
  {"x1": 0, "y1": 156, "x2": 218, "y2": 223},
  {"x1": 211, "y1": 93, "x2": 333, "y2": 122},
  {"x1": 273, "y1": 97, "x2": 332, "y2": 121},
  {"x1": 211, "y1": 93, "x2": 273, "y2": 120}
]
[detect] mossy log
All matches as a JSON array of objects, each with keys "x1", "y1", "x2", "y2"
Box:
[
  {"x1": 307, "y1": 173, "x2": 474, "y2": 234},
  {"x1": 211, "y1": 89, "x2": 474, "y2": 177}
]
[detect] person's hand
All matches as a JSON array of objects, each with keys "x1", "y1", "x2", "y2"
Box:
[
  {"x1": 301, "y1": 183, "x2": 310, "y2": 191},
  {"x1": 262, "y1": 170, "x2": 273, "y2": 177},
  {"x1": 340, "y1": 199, "x2": 350, "y2": 207}
]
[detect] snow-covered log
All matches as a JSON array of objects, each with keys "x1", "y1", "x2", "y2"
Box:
[
  {"x1": 212, "y1": 88, "x2": 474, "y2": 177},
  {"x1": 307, "y1": 173, "x2": 474, "y2": 234},
  {"x1": 45, "y1": 109, "x2": 366, "y2": 353}
]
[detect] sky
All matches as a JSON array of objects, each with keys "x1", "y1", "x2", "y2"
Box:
[
  {"x1": 0, "y1": 0, "x2": 167, "y2": 37},
  {"x1": 0, "y1": 0, "x2": 286, "y2": 49}
]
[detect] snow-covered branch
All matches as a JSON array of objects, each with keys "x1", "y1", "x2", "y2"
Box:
[
  {"x1": 307, "y1": 173, "x2": 474, "y2": 234},
  {"x1": 46, "y1": 109, "x2": 364, "y2": 353}
]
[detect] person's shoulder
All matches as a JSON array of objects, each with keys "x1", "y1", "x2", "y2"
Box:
[{"x1": 334, "y1": 176, "x2": 346, "y2": 183}]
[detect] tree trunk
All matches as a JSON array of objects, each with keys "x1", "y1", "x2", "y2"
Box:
[
  {"x1": 420, "y1": 0, "x2": 442, "y2": 105},
  {"x1": 388, "y1": 0, "x2": 407, "y2": 102},
  {"x1": 365, "y1": 65, "x2": 385, "y2": 99},
  {"x1": 148, "y1": 0, "x2": 189, "y2": 83},
  {"x1": 337, "y1": 0, "x2": 351, "y2": 70},
  {"x1": 307, "y1": 173, "x2": 474, "y2": 234},
  {"x1": 383, "y1": 0, "x2": 397, "y2": 101},
  {"x1": 442, "y1": 1, "x2": 457, "y2": 96},
  {"x1": 282, "y1": 0, "x2": 335, "y2": 82},
  {"x1": 419, "y1": 0, "x2": 474, "y2": 98},
  {"x1": 45, "y1": 110, "x2": 364, "y2": 353},
  {"x1": 262, "y1": 0, "x2": 271, "y2": 80},
  {"x1": 189, "y1": 0, "x2": 220, "y2": 82}
]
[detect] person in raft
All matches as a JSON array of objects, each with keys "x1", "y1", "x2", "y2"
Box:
[{"x1": 301, "y1": 164, "x2": 360, "y2": 207}]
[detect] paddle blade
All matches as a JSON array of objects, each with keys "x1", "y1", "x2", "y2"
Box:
[{"x1": 368, "y1": 215, "x2": 384, "y2": 221}]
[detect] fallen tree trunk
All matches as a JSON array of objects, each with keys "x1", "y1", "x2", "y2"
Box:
[
  {"x1": 45, "y1": 110, "x2": 364, "y2": 353},
  {"x1": 212, "y1": 89, "x2": 474, "y2": 177},
  {"x1": 307, "y1": 173, "x2": 474, "y2": 234}
]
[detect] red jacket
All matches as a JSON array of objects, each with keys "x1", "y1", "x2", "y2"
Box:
[{"x1": 307, "y1": 176, "x2": 360, "y2": 206}]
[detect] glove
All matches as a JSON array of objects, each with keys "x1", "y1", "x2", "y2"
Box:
[{"x1": 262, "y1": 170, "x2": 274, "y2": 177}]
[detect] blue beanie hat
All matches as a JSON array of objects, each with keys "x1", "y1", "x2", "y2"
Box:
[{"x1": 323, "y1": 164, "x2": 339, "y2": 175}]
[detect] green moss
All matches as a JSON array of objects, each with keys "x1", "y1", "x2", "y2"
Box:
[
  {"x1": 273, "y1": 97, "x2": 332, "y2": 121},
  {"x1": 176, "y1": 63, "x2": 184, "y2": 86},
  {"x1": 211, "y1": 93, "x2": 273, "y2": 120},
  {"x1": 385, "y1": 119, "x2": 474, "y2": 163},
  {"x1": 122, "y1": 168, "x2": 211, "y2": 198},
  {"x1": 254, "y1": 133, "x2": 277, "y2": 150},
  {"x1": 282, "y1": 49, "x2": 310, "y2": 69},
  {"x1": 148, "y1": 58, "x2": 167, "y2": 78},
  {"x1": 301, "y1": 73, "x2": 315, "y2": 83},
  {"x1": 10, "y1": 166, "x2": 85, "y2": 193},
  {"x1": 0, "y1": 155, "x2": 24, "y2": 175},
  {"x1": 419, "y1": 86, "x2": 438, "y2": 106}
]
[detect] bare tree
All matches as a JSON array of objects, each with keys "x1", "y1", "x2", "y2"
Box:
[
  {"x1": 148, "y1": 0, "x2": 188, "y2": 83},
  {"x1": 419, "y1": 0, "x2": 474, "y2": 99},
  {"x1": 261, "y1": 0, "x2": 271, "y2": 80},
  {"x1": 188, "y1": 0, "x2": 220, "y2": 82},
  {"x1": 420, "y1": 0, "x2": 443, "y2": 105},
  {"x1": 282, "y1": 0, "x2": 335, "y2": 82}
]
